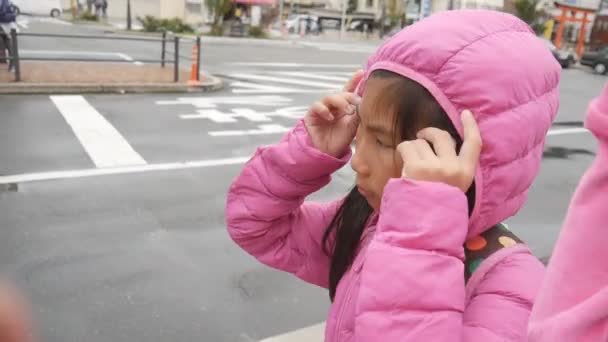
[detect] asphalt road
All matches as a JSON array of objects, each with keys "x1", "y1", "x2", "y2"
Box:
[{"x1": 0, "y1": 16, "x2": 607, "y2": 342}]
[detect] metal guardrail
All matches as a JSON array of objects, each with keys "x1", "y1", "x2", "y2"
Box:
[{"x1": 5, "y1": 29, "x2": 202, "y2": 83}]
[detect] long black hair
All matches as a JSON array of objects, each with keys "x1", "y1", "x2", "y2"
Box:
[{"x1": 322, "y1": 70, "x2": 476, "y2": 300}]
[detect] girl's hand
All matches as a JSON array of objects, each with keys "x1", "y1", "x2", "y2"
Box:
[
  {"x1": 0, "y1": 282, "x2": 32, "y2": 342},
  {"x1": 396, "y1": 110, "x2": 482, "y2": 192},
  {"x1": 304, "y1": 70, "x2": 364, "y2": 158}
]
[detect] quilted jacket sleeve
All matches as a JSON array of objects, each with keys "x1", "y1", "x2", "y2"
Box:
[
  {"x1": 226, "y1": 120, "x2": 349, "y2": 288},
  {"x1": 355, "y1": 178, "x2": 543, "y2": 341},
  {"x1": 528, "y1": 84, "x2": 608, "y2": 342}
]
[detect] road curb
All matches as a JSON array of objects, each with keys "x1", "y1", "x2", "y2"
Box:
[
  {"x1": 100, "y1": 28, "x2": 300, "y2": 46},
  {"x1": 0, "y1": 75, "x2": 224, "y2": 94}
]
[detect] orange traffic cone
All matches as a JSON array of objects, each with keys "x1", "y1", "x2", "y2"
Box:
[{"x1": 188, "y1": 44, "x2": 200, "y2": 86}]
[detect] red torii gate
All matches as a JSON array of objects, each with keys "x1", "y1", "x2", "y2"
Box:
[{"x1": 553, "y1": 1, "x2": 596, "y2": 57}]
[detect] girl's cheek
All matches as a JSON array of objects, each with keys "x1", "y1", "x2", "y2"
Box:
[
  {"x1": 393, "y1": 149, "x2": 404, "y2": 176},
  {"x1": 383, "y1": 150, "x2": 403, "y2": 178}
]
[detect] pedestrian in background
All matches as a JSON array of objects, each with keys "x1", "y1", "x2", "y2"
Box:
[
  {"x1": 102, "y1": 0, "x2": 107, "y2": 18},
  {"x1": 528, "y1": 84, "x2": 608, "y2": 341},
  {"x1": 0, "y1": 0, "x2": 17, "y2": 70},
  {"x1": 94, "y1": 0, "x2": 103, "y2": 18},
  {"x1": 226, "y1": 10, "x2": 560, "y2": 341}
]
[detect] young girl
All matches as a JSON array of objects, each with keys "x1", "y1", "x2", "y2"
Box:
[
  {"x1": 528, "y1": 85, "x2": 608, "y2": 341},
  {"x1": 226, "y1": 10, "x2": 561, "y2": 341}
]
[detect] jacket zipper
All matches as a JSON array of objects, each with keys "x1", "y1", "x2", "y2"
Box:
[
  {"x1": 332, "y1": 274, "x2": 357, "y2": 342},
  {"x1": 332, "y1": 221, "x2": 376, "y2": 341}
]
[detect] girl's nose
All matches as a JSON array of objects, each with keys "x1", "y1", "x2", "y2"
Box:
[{"x1": 351, "y1": 147, "x2": 370, "y2": 177}]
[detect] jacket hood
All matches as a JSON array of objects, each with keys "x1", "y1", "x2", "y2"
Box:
[{"x1": 357, "y1": 10, "x2": 561, "y2": 237}]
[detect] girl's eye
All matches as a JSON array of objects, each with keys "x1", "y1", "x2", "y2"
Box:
[{"x1": 375, "y1": 138, "x2": 391, "y2": 148}]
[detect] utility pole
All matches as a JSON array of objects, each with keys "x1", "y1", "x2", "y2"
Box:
[
  {"x1": 200, "y1": 0, "x2": 209, "y2": 25},
  {"x1": 340, "y1": 0, "x2": 347, "y2": 39},
  {"x1": 379, "y1": 0, "x2": 386, "y2": 38},
  {"x1": 127, "y1": 0, "x2": 132, "y2": 31}
]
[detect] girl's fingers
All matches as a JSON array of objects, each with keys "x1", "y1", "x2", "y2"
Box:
[
  {"x1": 416, "y1": 127, "x2": 457, "y2": 157},
  {"x1": 397, "y1": 141, "x2": 421, "y2": 176},
  {"x1": 343, "y1": 69, "x2": 365, "y2": 93},
  {"x1": 343, "y1": 92, "x2": 362, "y2": 105},
  {"x1": 413, "y1": 139, "x2": 437, "y2": 160},
  {"x1": 323, "y1": 93, "x2": 356, "y2": 117},
  {"x1": 309, "y1": 102, "x2": 334, "y2": 121},
  {"x1": 458, "y1": 110, "x2": 482, "y2": 174}
]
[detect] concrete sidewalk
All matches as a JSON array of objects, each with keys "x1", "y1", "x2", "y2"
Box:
[{"x1": 0, "y1": 62, "x2": 222, "y2": 93}]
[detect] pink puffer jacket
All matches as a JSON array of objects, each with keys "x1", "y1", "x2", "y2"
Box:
[
  {"x1": 528, "y1": 85, "x2": 608, "y2": 341},
  {"x1": 226, "y1": 10, "x2": 560, "y2": 342}
]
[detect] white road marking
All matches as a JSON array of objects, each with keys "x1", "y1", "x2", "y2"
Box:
[
  {"x1": 233, "y1": 88, "x2": 337, "y2": 94},
  {"x1": 208, "y1": 124, "x2": 290, "y2": 136},
  {"x1": 14, "y1": 16, "x2": 72, "y2": 29},
  {"x1": 225, "y1": 62, "x2": 362, "y2": 68},
  {"x1": 156, "y1": 95, "x2": 293, "y2": 108},
  {"x1": 111, "y1": 22, "x2": 143, "y2": 30},
  {"x1": 179, "y1": 107, "x2": 307, "y2": 122},
  {"x1": 546, "y1": 127, "x2": 589, "y2": 136},
  {"x1": 259, "y1": 322, "x2": 325, "y2": 342},
  {"x1": 0, "y1": 157, "x2": 249, "y2": 184},
  {"x1": 180, "y1": 109, "x2": 239, "y2": 122},
  {"x1": 20, "y1": 50, "x2": 141, "y2": 65},
  {"x1": 273, "y1": 72, "x2": 349, "y2": 83},
  {"x1": 21, "y1": 50, "x2": 119, "y2": 56},
  {"x1": 116, "y1": 53, "x2": 143, "y2": 66},
  {"x1": 16, "y1": 20, "x2": 28, "y2": 29},
  {"x1": 50, "y1": 95, "x2": 146, "y2": 168},
  {"x1": 230, "y1": 73, "x2": 342, "y2": 89},
  {"x1": 218, "y1": 108, "x2": 273, "y2": 122},
  {"x1": 299, "y1": 42, "x2": 377, "y2": 53},
  {"x1": 36, "y1": 17, "x2": 73, "y2": 26},
  {"x1": 0, "y1": 126, "x2": 591, "y2": 185},
  {"x1": 230, "y1": 81, "x2": 304, "y2": 94}
]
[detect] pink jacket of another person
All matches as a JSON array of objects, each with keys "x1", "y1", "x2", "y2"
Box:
[
  {"x1": 227, "y1": 10, "x2": 561, "y2": 341},
  {"x1": 528, "y1": 85, "x2": 608, "y2": 342}
]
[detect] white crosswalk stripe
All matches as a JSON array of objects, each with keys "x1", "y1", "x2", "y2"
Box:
[
  {"x1": 299, "y1": 42, "x2": 377, "y2": 53},
  {"x1": 16, "y1": 16, "x2": 72, "y2": 28},
  {"x1": 273, "y1": 72, "x2": 350, "y2": 83},
  {"x1": 230, "y1": 81, "x2": 304, "y2": 94},
  {"x1": 225, "y1": 62, "x2": 361, "y2": 68},
  {"x1": 230, "y1": 73, "x2": 342, "y2": 89},
  {"x1": 50, "y1": 95, "x2": 146, "y2": 168},
  {"x1": 226, "y1": 66, "x2": 358, "y2": 94}
]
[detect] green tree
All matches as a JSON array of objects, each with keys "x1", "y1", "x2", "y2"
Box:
[
  {"x1": 514, "y1": 0, "x2": 546, "y2": 35},
  {"x1": 206, "y1": 0, "x2": 232, "y2": 28}
]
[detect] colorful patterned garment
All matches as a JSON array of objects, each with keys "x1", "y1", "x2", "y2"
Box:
[{"x1": 465, "y1": 224, "x2": 524, "y2": 283}]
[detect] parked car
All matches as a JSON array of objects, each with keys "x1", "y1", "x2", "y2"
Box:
[
  {"x1": 10, "y1": 0, "x2": 62, "y2": 17},
  {"x1": 348, "y1": 20, "x2": 374, "y2": 32},
  {"x1": 284, "y1": 15, "x2": 318, "y2": 34},
  {"x1": 542, "y1": 38, "x2": 577, "y2": 68},
  {"x1": 581, "y1": 47, "x2": 608, "y2": 75}
]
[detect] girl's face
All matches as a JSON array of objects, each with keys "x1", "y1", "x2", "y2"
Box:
[{"x1": 352, "y1": 77, "x2": 404, "y2": 210}]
